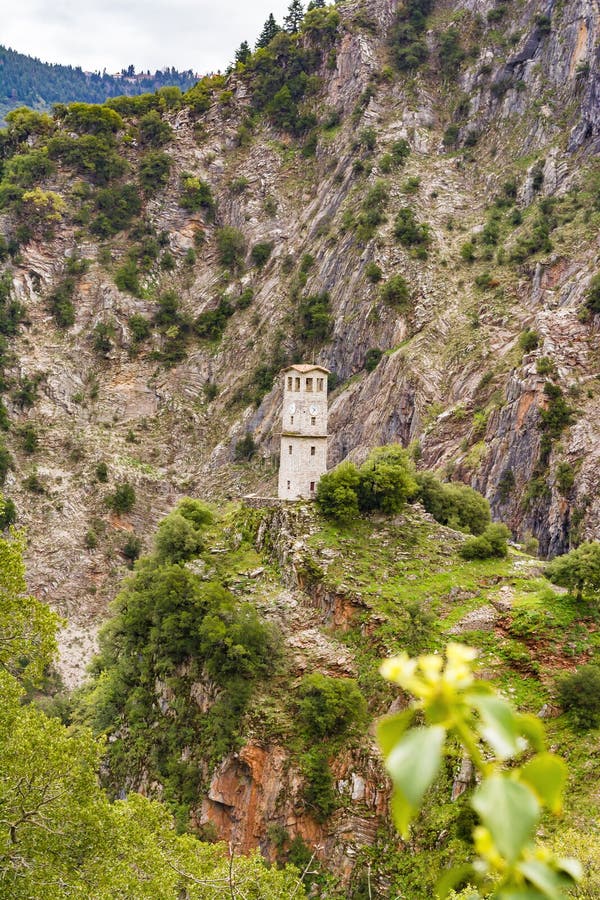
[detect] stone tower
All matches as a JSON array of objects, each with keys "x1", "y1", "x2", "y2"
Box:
[{"x1": 278, "y1": 364, "x2": 329, "y2": 500}]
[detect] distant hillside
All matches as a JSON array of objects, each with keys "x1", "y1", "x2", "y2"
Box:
[{"x1": 0, "y1": 44, "x2": 199, "y2": 119}]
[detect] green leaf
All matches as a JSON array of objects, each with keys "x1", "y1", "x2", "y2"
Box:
[
  {"x1": 472, "y1": 775, "x2": 540, "y2": 864},
  {"x1": 471, "y1": 693, "x2": 522, "y2": 759},
  {"x1": 386, "y1": 725, "x2": 445, "y2": 837},
  {"x1": 496, "y1": 891, "x2": 550, "y2": 899},
  {"x1": 518, "y1": 858, "x2": 574, "y2": 899},
  {"x1": 519, "y1": 753, "x2": 567, "y2": 813},
  {"x1": 516, "y1": 713, "x2": 546, "y2": 753},
  {"x1": 376, "y1": 708, "x2": 415, "y2": 757}
]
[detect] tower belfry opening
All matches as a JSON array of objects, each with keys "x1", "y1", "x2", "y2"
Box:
[{"x1": 277, "y1": 364, "x2": 329, "y2": 500}]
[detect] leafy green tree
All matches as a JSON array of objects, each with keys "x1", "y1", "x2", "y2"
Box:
[
  {"x1": 284, "y1": 0, "x2": 305, "y2": 33},
  {"x1": 138, "y1": 110, "x2": 173, "y2": 147},
  {"x1": 416, "y1": 472, "x2": 491, "y2": 535},
  {"x1": 358, "y1": 444, "x2": 418, "y2": 514},
  {"x1": 256, "y1": 13, "x2": 282, "y2": 48},
  {"x1": 297, "y1": 673, "x2": 367, "y2": 739},
  {"x1": 216, "y1": 226, "x2": 247, "y2": 270},
  {"x1": 585, "y1": 273, "x2": 600, "y2": 315},
  {"x1": 545, "y1": 541, "x2": 600, "y2": 602},
  {"x1": 380, "y1": 274, "x2": 410, "y2": 309},
  {"x1": 557, "y1": 665, "x2": 600, "y2": 729},
  {"x1": 139, "y1": 150, "x2": 172, "y2": 194},
  {"x1": 106, "y1": 482, "x2": 136, "y2": 514},
  {"x1": 316, "y1": 461, "x2": 361, "y2": 522}
]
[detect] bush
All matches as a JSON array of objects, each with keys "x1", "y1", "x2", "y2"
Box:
[
  {"x1": 139, "y1": 151, "x2": 172, "y2": 194},
  {"x1": 557, "y1": 666, "x2": 600, "y2": 729},
  {"x1": 95, "y1": 462, "x2": 109, "y2": 482},
  {"x1": 585, "y1": 273, "x2": 600, "y2": 315},
  {"x1": 179, "y1": 175, "x2": 215, "y2": 217},
  {"x1": 393, "y1": 206, "x2": 430, "y2": 248},
  {"x1": 460, "y1": 523, "x2": 511, "y2": 560},
  {"x1": 297, "y1": 673, "x2": 367, "y2": 740},
  {"x1": 297, "y1": 291, "x2": 333, "y2": 345},
  {"x1": 316, "y1": 461, "x2": 361, "y2": 522},
  {"x1": 380, "y1": 274, "x2": 410, "y2": 310},
  {"x1": 216, "y1": 226, "x2": 246, "y2": 270},
  {"x1": 365, "y1": 262, "x2": 383, "y2": 283},
  {"x1": 0, "y1": 446, "x2": 14, "y2": 485},
  {"x1": 154, "y1": 504, "x2": 211, "y2": 564},
  {"x1": 518, "y1": 328, "x2": 539, "y2": 352},
  {"x1": 128, "y1": 314, "x2": 152, "y2": 345},
  {"x1": 234, "y1": 433, "x2": 257, "y2": 460},
  {"x1": 356, "y1": 181, "x2": 388, "y2": 241},
  {"x1": 301, "y1": 747, "x2": 337, "y2": 823},
  {"x1": 48, "y1": 277, "x2": 76, "y2": 328},
  {"x1": 545, "y1": 541, "x2": 600, "y2": 602},
  {"x1": 123, "y1": 535, "x2": 142, "y2": 563},
  {"x1": 138, "y1": 110, "x2": 173, "y2": 148},
  {"x1": 357, "y1": 445, "x2": 418, "y2": 514},
  {"x1": 250, "y1": 241, "x2": 273, "y2": 268},
  {"x1": 416, "y1": 472, "x2": 491, "y2": 534},
  {"x1": 0, "y1": 497, "x2": 17, "y2": 529},
  {"x1": 115, "y1": 259, "x2": 140, "y2": 295},
  {"x1": 20, "y1": 423, "x2": 38, "y2": 454},
  {"x1": 91, "y1": 184, "x2": 141, "y2": 236},
  {"x1": 365, "y1": 347, "x2": 383, "y2": 372},
  {"x1": 106, "y1": 482, "x2": 136, "y2": 514}
]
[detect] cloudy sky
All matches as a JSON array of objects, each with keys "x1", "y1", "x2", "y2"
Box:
[{"x1": 3, "y1": 0, "x2": 294, "y2": 74}]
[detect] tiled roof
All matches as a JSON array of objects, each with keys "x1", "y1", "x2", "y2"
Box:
[{"x1": 283, "y1": 364, "x2": 331, "y2": 374}]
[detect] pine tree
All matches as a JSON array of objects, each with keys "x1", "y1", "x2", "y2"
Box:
[
  {"x1": 235, "y1": 41, "x2": 251, "y2": 65},
  {"x1": 283, "y1": 0, "x2": 305, "y2": 33},
  {"x1": 255, "y1": 13, "x2": 281, "y2": 49},
  {"x1": 308, "y1": 0, "x2": 326, "y2": 9}
]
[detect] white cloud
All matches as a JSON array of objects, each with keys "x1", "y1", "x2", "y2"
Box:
[{"x1": 3, "y1": 0, "x2": 293, "y2": 74}]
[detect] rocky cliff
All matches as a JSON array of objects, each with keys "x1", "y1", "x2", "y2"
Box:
[{"x1": 0, "y1": 0, "x2": 599, "y2": 678}]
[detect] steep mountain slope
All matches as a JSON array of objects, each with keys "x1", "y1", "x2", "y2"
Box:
[{"x1": 0, "y1": 0, "x2": 599, "y2": 681}]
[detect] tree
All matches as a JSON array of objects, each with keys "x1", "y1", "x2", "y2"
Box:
[
  {"x1": 284, "y1": 0, "x2": 305, "y2": 32},
  {"x1": 316, "y1": 461, "x2": 361, "y2": 522},
  {"x1": 358, "y1": 444, "x2": 418, "y2": 514},
  {"x1": 546, "y1": 541, "x2": 600, "y2": 602},
  {"x1": 307, "y1": 0, "x2": 326, "y2": 9},
  {"x1": 255, "y1": 13, "x2": 281, "y2": 48},
  {"x1": 235, "y1": 41, "x2": 252, "y2": 65}
]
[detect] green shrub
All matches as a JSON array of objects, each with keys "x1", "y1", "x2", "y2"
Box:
[
  {"x1": 380, "y1": 274, "x2": 410, "y2": 310},
  {"x1": 545, "y1": 541, "x2": 600, "y2": 602},
  {"x1": 179, "y1": 175, "x2": 215, "y2": 217},
  {"x1": 555, "y1": 462, "x2": 575, "y2": 496},
  {"x1": 297, "y1": 673, "x2": 367, "y2": 740},
  {"x1": 139, "y1": 151, "x2": 172, "y2": 194},
  {"x1": 47, "y1": 277, "x2": 76, "y2": 328},
  {"x1": 20, "y1": 423, "x2": 38, "y2": 454},
  {"x1": 95, "y1": 462, "x2": 109, "y2": 482},
  {"x1": 316, "y1": 461, "x2": 361, "y2": 522},
  {"x1": 91, "y1": 184, "x2": 141, "y2": 236},
  {"x1": 216, "y1": 226, "x2": 246, "y2": 270},
  {"x1": 0, "y1": 446, "x2": 14, "y2": 485},
  {"x1": 301, "y1": 747, "x2": 337, "y2": 823},
  {"x1": 128, "y1": 314, "x2": 152, "y2": 345},
  {"x1": 365, "y1": 347, "x2": 383, "y2": 372},
  {"x1": 92, "y1": 322, "x2": 115, "y2": 355},
  {"x1": 460, "y1": 523, "x2": 511, "y2": 560},
  {"x1": 585, "y1": 273, "x2": 600, "y2": 315},
  {"x1": 518, "y1": 328, "x2": 539, "y2": 352},
  {"x1": 557, "y1": 666, "x2": 600, "y2": 729},
  {"x1": 416, "y1": 472, "x2": 491, "y2": 534},
  {"x1": 122, "y1": 534, "x2": 142, "y2": 564},
  {"x1": 365, "y1": 262, "x2": 383, "y2": 283},
  {"x1": 154, "y1": 504, "x2": 211, "y2": 564},
  {"x1": 356, "y1": 180, "x2": 388, "y2": 241},
  {"x1": 0, "y1": 498, "x2": 17, "y2": 530},
  {"x1": 114, "y1": 259, "x2": 140, "y2": 295},
  {"x1": 393, "y1": 206, "x2": 430, "y2": 247},
  {"x1": 234, "y1": 433, "x2": 257, "y2": 460},
  {"x1": 138, "y1": 110, "x2": 173, "y2": 148},
  {"x1": 358, "y1": 445, "x2": 418, "y2": 514},
  {"x1": 250, "y1": 242, "x2": 273, "y2": 268},
  {"x1": 106, "y1": 482, "x2": 136, "y2": 514},
  {"x1": 297, "y1": 291, "x2": 333, "y2": 345},
  {"x1": 194, "y1": 299, "x2": 234, "y2": 341},
  {"x1": 389, "y1": 0, "x2": 433, "y2": 71}
]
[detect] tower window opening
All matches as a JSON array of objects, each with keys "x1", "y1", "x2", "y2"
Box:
[
  {"x1": 317, "y1": 378, "x2": 324, "y2": 391},
  {"x1": 310, "y1": 481, "x2": 315, "y2": 492},
  {"x1": 287, "y1": 480, "x2": 291, "y2": 490},
  {"x1": 310, "y1": 446, "x2": 316, "y2": 456},
  {"x1": 288, "y1": 445, "x2": 292, "y2": 455},
  {"x1": 295, "y1": 377, "x2": 300, "y2": 390},
  {"x1": 311, "y1": 416, "x2": 316, "y2": 425},
  {"x1": 290, "y1": 415, "x2": 294, "y2": 425},
  {"x1": 306, "y1": 377, "x2": 313, "y2": 391},
  {"x1": 287, "y1": 376, "x2": 292, "y2": 390}
]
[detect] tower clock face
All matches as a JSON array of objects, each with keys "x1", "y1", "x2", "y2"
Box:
[
  {"x1": 309, "y1": 404, "x2": 318, "y2": 415},
  {"x1": 289, "y1": 403, "x2": 296, "y2": 414}
]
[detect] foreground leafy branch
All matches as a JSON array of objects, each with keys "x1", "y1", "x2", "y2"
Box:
[{"x1": 377, "y1": 643, "x2": 582, "y2": 899}]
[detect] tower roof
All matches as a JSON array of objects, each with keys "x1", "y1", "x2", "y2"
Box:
[{"x1": 283, "y1": 364, "x2": 331, "y2": 375}]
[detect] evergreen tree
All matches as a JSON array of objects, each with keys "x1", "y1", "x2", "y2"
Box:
[
  {"x1": 234, "y1": 41, "x2": 251, "y2": 65},
  {"x1": 308, "y1": 0, "x2": 326, "y2": 9},
  {"x1": 255, "y1": 13, "x2": 281, "y2": 49},
  {"x1": 284, "y1": 0, "x2": 305, "y2": 33}
]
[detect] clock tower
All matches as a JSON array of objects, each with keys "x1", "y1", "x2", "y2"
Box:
[{"x1": 278, "y1": 364, "x2": 329, "y2": 500}]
